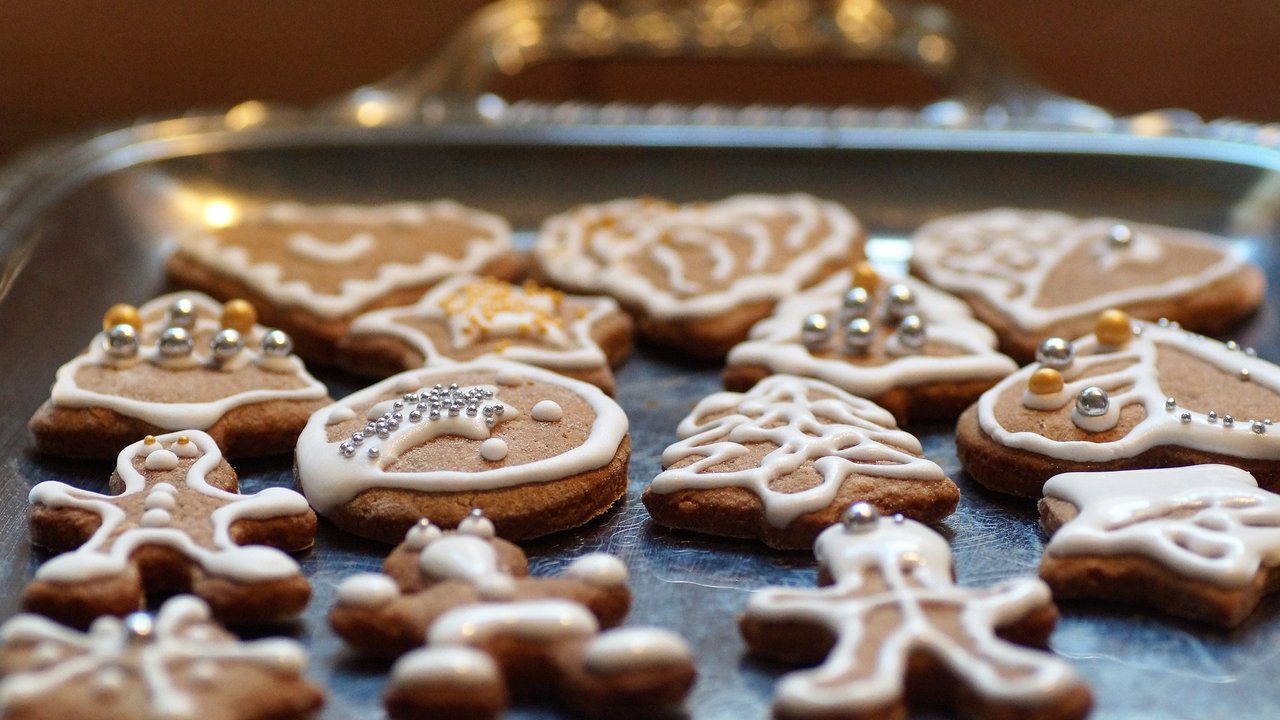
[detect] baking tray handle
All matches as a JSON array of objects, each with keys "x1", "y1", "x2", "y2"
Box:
[{"x1": 330, "y1": 0, "x2": 1108, "y2": 129}]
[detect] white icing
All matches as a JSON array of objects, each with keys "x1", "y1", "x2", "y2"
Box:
[
  {"x1": 348, "y1": 275, "x2": 620, "y2": 373},
  {"x1": 326, "y1": 406, "x2": 357, "y2": 426},
  {"x1": 978, "y1": 322, "x2": 1280, "y2": 462},
  {"x1": 427, "y1": 599, "x2": 599, "y2": 646},
  {"x1": 286, "y1": 230, "x2": 375, "y2": 264},
  {"x1": 404, "y1": 520, "x2": 443, "y2": 550},
  {"x1": 726, "y1": 271, "x2": 1017, "y2": 398},
  {"x1": 531, "y1": 400, "x2": 563, "y2": 422},
  {"x1": 49, "y1": 292, "x2": 328, "y2": 430},
  {"x1": 650, "y1": 375, "x2": 947, "y2": 527},
  {"x1": 1070, "y1": 401, "x2": 1121, "y2": 433},
  {"x1": 745, "y1": 518, "x2": 1081, "y2": 715},
  {"x1": 912, "y1": 208, "x2": 1247, "y2": 331},
  {"x1": 494, "y1": 369, "x2": 524, "y2": 386},
  {"x1": 144, "y1": 450, "x2": 179, "y2": 471},
  {"x1": 458, "y1": 513, "x2": 496, "y2": 539},
  {"x1": 295, "y1": 361, "x2": 629, "y2": 515},
  {"x1": 187, "y1": 659, "x2": 219, "y2": 686},
  {"x1": 475, "y1": 574, "x2": 518, "y2": 601},
  {"x1": 0, "y1": 596, "x2": 309, "y2": 717},
  {"x1": 170, "y1": 440, "x2": 200, "y2": 459},
  {"x1": 28, "y1": 430, "x2": 310, "y2": 585},
  {"x1": 1021, "y1": 388, "x2": 1069, "y2": 411},
  {"x1": 479, "y1": 438, "x2": 508, "y2": 462},
  {"x1": 564, "y1": 553, "x2": 629, "y2": 587},
  {"x1": 534, "y1": 193, "x2": 860, "y2": 320},
  {"x1": 390, "y1": 645, "x2": 500, "y2": 687},
  {"x1": 174, "y1": 201, "x2": 513, "y2": 319},
  {"x1": 419, "y1": 535, "x2": 499, "y2": 582},
  {"x1": 1044, "y1": 465, "x2": 1280, "y2": 587},
  {"x1": 144, "y1": 492, "x2": 176, "y2": 511},
  {"x1": 584, "y1": 627, "x2": 691, "y2": 674},
  {"x1": 336, "y1": 573, "x2": 401, "y2": 608}
]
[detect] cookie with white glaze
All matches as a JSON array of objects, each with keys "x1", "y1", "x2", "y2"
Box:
[
  {"x1": 166, "y1": 200, "x2": 524, "y2": 364},
  {"x1": 740, "y1": 504, "x2": 1091, "y2": 720},
  {"x1": 28, "y1": 292, "x2": 331, "y2": 460},
  {"x1": 531, "y1": 193, "x2": 864, "y2": 359},
  {"x1": 337, "y1": 275, "x2": 634, "y2": 395},
  {"x1": 958, "y1": 310, "x2": 1280, "y2": 498},
  {"x1": 328, "y1": 515, "x2": 695, "y2": 719},
  {"x1": 724, "y1": 264, "x2": 1018, "y2": 425},
  {"x1": 295, "y1": 359, "x2": 630, "y2": 543},
  {"x1": 910, "y1": 208, "x2": 1265, "y2": 362},
  {"x1": 1040, "y1": 465, "x2": 1280, "y2": 627},
  {"x1": 0, "y1": 596, "x2": 324, "y2": 720},
  {"x1": 643, "y1": 375, "x2": 958, "y2": 549},
  {"x1": 25, "y1": 430, "x2": 316, "y2": 629}
]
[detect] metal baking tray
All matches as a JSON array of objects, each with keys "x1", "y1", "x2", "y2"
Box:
[{"x1": 4, "y1": 2, "x2": 1280, "y2": 718}]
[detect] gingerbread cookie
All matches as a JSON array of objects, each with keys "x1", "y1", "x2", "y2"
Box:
[
  {"x1": 166, "y1": 200, "x2": 524, "y2": 364},
  {"x1": 958, "y1": 309, "x2": 1280, "y2": 498},
  {"x1": 295, "y1": 359, "x2": 629, "y2": 543},
  {"x1": 531, "y1": 193, "x2": 863, "y2": 359},
  {"x1": 338, "y1": 274, "x2": 634, "y2": 395},
  {"x1": 329, "y1": 515, "x2": 695, "y2": 719},
  {"x1": 740, "y1": 504, "x2": 1091, "y2": 720},
  {"x1": 643, "y1": 375, "x2": 958, "y2": 549},
  {"x1": 0, "y1": 596, "x2": 324, "y2": 720},
  {"x1": 1040, "y1": 464, "x2": 1280, "y2": 627},
  {"x1": 724, "y1": 264, "x2": 1018, "y2": 425},
  {"x1": 25, "y1": 430, "x2": 316, "y2": 628},
  {"x1": 911, "y1": 208, "x2": 1265, "y2": 362},
  {"x1": 29, "y1": 292, "x2": 330, "y2": 460}
]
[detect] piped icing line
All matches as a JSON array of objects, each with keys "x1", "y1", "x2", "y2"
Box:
[
  {"x1": 286, "y1": 230, "x2": 376, "y2": 264},
  {"x1": 175, "y1": 200, "x2": 513, "y2": 319},
  {"x1": 1044, "y1": 465, "x2": 1280, "y2": 587},
  {"x1": 534, "y1": 193, "x2": 860, "y2": 320},
  {"x1": 912, "y1": 208, "x2": 1247, "y2": 331},
  {"x1": 347, "y1": 274, "x2": 617, "y2": 371},
  {"x1": 727, "y1": 271, "x2": 1017, "y2": 395},
  {"x1": 29, "y1": 430, "x2": 309, "y2": 584},
  {"x1": 978, "y1": 322, "x2": 1280, "y2": 462},
  {"x1": 427, "y1": 599, "x2": 600, "y2": 646},
  {"x1": 745, "y1": 516, "x2": 1081, "y2": 715},
  {"x1": 0, "y1": 596, "x2": 308, "y2": 716},
  {"x1": 650, "y1": 375, "x2": 946, "y2": 527},
  {"x1": 49, "y1": 291, "x2": 327, "y2": 429},
  {"x1": 295, "y1": 360, "x2": 629, "y2": 515}
]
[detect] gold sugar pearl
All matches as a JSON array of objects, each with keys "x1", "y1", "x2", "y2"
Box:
[
  {"x1": 1028, "y1": 368, "x2": 1064, "y2": 395},
  {"x1": 852, "y1": 260, "x2": 879, "y2": 293},
  {"x1": 143, "y1": 435, "x2": 157, "y2": 445},
  {"x1": 102, "y1": 303, "x2": 142, "y2": 332},
  {"x1": 1095, "y1": 309, "x2": 1133, "y2": 346},
  {"x1": 220, "y1": 299, "x2": 257, "y2": 332},
  {"x1": 177, "y1": 435, "x2": 190, "y2": 445}
]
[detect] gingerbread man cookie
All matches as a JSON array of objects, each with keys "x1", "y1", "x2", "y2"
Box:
[
  {"x1": 295, "y1": 359, "x2": 630, "y2": 543},
  {"x1": 740, "y1": 504, "x2": 1091, "y2": 720},
  {"x1": 28, "y1": 292, "x2": 330, "y2": 460},
  {"x1": 644, "y1": 375, "x2": 958, "y2": 549},
  {"x1": 958, "y1": 310, "x2": 1280, "y2": 498},
  {"x1": 166, "y1": 200, "x2": 524, "y2": 364},
  {"x1": 911, "y1": 208, "x2": 1265, "y2": 362},
  {"x1": 338, "y1": 274, "x2": 634, "y2": 395},
  {"x1": 330, "y1": 515, "x2": 696, "y2": 719},
  {"x1": 1040, "y1": 464, "x2": 1280, "y2": 627},
  {"x1": 724, "y1": 264, "x2": 1018, "y2": 425},
  {"x1": 0, "y1": 596, "x2": 324, "y2": 720},
  {"x1": 26, "y1": 430, "x2": 316, "y2": 628},
  {"x1": 531, "y1": 193, "x2": 863, "y2": 359}
]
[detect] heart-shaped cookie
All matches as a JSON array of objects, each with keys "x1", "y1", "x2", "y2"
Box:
[{"x1": 911, "y1": 208, "x2": 1264, "y2": 362}]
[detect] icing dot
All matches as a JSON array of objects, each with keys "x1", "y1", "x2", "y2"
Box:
[
  {"x1": 531, "y1": 400, "x2": 563, "y2": 422},
  {"x1": 495, "y1": 369, "x2": 524, "y2": 386},
  {"x1": 92, "y1": 666, "x2": 127, "y2": 695},
  {"x1": 584, "y1": 628, "x2": 691, "y2": 674},
  {"x1": 188, "y1": 660, "x2": 220, "y2": 686},
  {"x1": 393, "y1": 375, "x2": 420, "y2": 393},
  {"x1": 479, "y1": 437, "x2": 508, "y2": 462},
  {"x1": 459, "y1": 510, "x2": 496, "y2": 539},
  {"x1": 326, "y1": 406, "x2": 357, "y2": 426},
  {"x1": 336, "y1": 573, "x2": 401, "y2": 608},
  {"x1": 391, "y1": 646, "x2": 500, "y2": 687},
  {"x1": 475, "y1": 573, "x2": 518, "y2": 601},
  {"x1": 404, "y1": 518, "x2": 442, "y2": 550},
  {"x1": 143, "y1": 450, "x2": 179, "y2": 471},
  {"x1": 144, "y1": 491, "x2": 176, "y2": 511},
  {"x1": 565, "y1": 553, "x2": 629, "y2": 586},
  {"x1": 151, "y1": 482, "x2": 179, "y2": 495},
  {"x1": 170, "y1": 437, "x2": 199, "y2": 458},
  {"x1": 141, "y1": 509, "x2": 172, "y2": 528}
]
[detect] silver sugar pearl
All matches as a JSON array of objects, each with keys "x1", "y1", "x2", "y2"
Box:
[
  {"x1": 409, "y1": 409, "x2": 423, "y2": 422},
  {"x1": 1165, "y1": 397, "x2": 1176, "y2": 411},
  {"x1": 403, "y1": 393, "x2": 418, "y2": 403},
  {"x1": 209, "y1": 328, "x2": 244, "y2": 361},
  {"x1": 1246, "y1": 347, "x2": 1258, "y2": 357},
  {"x1": 377, "y1": 428, "x2": 390, "y2": 439},
  {"x1": 1181, "y1": 411, "x2": 1192, "y2": 423},
  {"x1": 261, "y1": 329, "x2": 294, "y2": 357},
  {"x1": 351, "y1": 432, "x2": 364, "y2": 445},
  {"x1": 167, "y1": 298, "x2": 198, "y2": 329},
  {"x1": 1240, "y1": 368, "x2": 1251, "y2": 382},
  {"x1": 840, "y1": 286, "x2": 873, "y2": 324},
  {"x1": 1075, "y1": 386, "x2": 1110, "y2": 417},
  {"x1": 339, "y1": 442, "x2": 355, "y2": 457},
  {"x1": 1253, "y1": 421, "x2": 1267, "y2": 435},
  {"x1": 1208, "y1": 411, "x2": 1218, "y2": 423},
  {"x1": 158, "y1": 327, "x2": 194, "y2": 358},
  {"x1": 124, "y1": 612, "x2": 154, "y2": 641},
  {"x1": 1224, "y1": 415, "x2": 1235, "y2": 427},
  {"x1": 367, "y1": 446, "x2": 380, "y2": 459},
  {"x1": 842, "y1": 502, "x2": 880, "y2": 533},
  {"x1": 801, "y1": 313, "x2": 833, "y2": 350},
  {"x1": 844, "y1": 317, "x2": 875, "y2": 354},
  {"x1": 895, "y1": 315, "x2": 926, "y2": 350},
  {"x1": 1105, "y1": 223, "x2": 1134, "y2": 248},
  {"x1": 1227, "y1": 341, "x2": 1241, "y2": 351},
  {"x1": 883, "y1": 284, "x2": 916, "y2": 324},
  {"x1": 102, "y1": 323, "x2": 139, "y2": 359},
  {"x1": 1035, "y1": 337, "x2": 1075, "y2": 370}
]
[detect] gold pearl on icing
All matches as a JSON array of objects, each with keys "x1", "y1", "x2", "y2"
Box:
[
  {"x1": 220, "y1": 299, "x2": 257, "y2": 332},
  {"x1": 1095, "y1": 309, "x2": 1133, "y2": 347},
  {"x1": 102, "y1": 303, "x2": 142, "y2": 332},
  {"x1": 852, "y1": 261, "x2": 879, "y2": 293},
  {"x1": 1028, "y1": 368, "x2": 1064, "y2": 395}
]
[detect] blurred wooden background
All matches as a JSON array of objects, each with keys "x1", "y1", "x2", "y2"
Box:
[{"x1": 1, "y1": 1, "x2": 1275, "y2": 155}]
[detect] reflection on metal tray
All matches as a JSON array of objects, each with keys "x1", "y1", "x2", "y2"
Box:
[{"x1": 4, "y1": 2, "x2": 1280, "y2": 719}]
